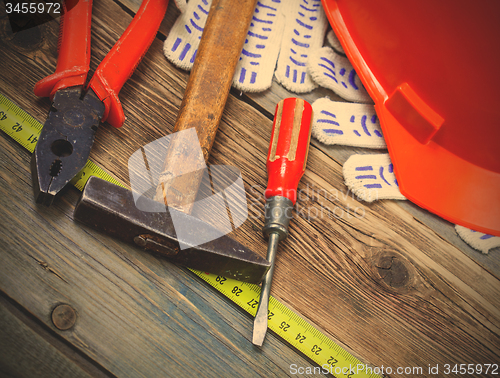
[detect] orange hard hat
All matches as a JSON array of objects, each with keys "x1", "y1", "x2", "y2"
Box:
[{"x1": 322, "y1": 0, "x2": 500, "y2": 235}]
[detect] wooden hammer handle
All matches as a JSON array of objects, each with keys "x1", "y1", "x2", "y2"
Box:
[{"x1": 154, "y1": 0, "x2": 257, "y2": 213}]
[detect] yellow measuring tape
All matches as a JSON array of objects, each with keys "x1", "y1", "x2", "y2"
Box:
[{"x1": 0, "y1": 93, "x2": 381, "y2": 378}]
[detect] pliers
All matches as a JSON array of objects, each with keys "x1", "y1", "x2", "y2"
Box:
[{"x1": 31, "y1": 0, "x2": 169, "y2": 206}]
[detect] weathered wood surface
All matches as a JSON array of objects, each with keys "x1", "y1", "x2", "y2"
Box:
[
  {"x1": 1, "y1": 0, "x2": 499, "y2": 377},
  {"x1": 0, "y1": 293, "x2": 103, "y2": 378},
  {"x1": 0, "y1": 135, "x2": 316, "y2": 377}
]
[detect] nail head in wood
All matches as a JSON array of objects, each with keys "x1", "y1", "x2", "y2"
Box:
[{"x1": 52, "y1": 304, "x2": 76, "y2": 330}]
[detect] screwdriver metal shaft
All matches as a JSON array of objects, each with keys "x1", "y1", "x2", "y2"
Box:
[
  {"x1": 252, "y1": 98, "x2": 313, "y2": 346},
  {"x1": 252, "y1": 232, "x2": 279, "y2": 346}
]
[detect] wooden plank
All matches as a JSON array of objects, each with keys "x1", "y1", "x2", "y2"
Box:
[
  {"x1": 0, "y1": 293, "x2": 106, "y2": 378},
  {"x1": 0, "y1": 135, "x2": 320, "y2": 377},
  {"x1": 1, "y1": 0, "x2": 500, "y2": 377}
]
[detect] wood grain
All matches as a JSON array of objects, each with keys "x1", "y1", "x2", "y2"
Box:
[
  {"x1": 1, "y1": 0, "x2": 499, "y2": 377},
  {"x1": 0, "y1": 135, "x2": 317, "y2": 377},
  {"x1": 0, "y1": 293, "x2": 109, "y2": 378}
]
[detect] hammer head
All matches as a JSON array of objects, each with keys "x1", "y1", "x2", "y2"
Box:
[{"x1": 74, "y1": 176, "x2": 270, "y2": 284}]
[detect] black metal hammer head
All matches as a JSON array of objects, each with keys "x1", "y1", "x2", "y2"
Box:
[{"x1": 74, "y1": 176, "x2": 270, "y2": 284}]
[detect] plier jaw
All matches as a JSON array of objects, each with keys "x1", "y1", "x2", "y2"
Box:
[{"x1": 31, "y1": 87, "x2": 105, "y2": 206}]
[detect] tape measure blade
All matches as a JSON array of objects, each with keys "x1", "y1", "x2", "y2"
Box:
[
  {"x1": 190, "y1": 270, "x2": 382, "y2": 378},
  {"x1": 0, "y1": 94, "x2": 44, "y2": 153}
]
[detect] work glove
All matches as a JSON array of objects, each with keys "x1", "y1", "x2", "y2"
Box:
[
  {"x1": 454, "y1": 226, "x2": 500, "y2": 254},
  {"x1": 164, "y1": 0, "x2": 328, "y2": 93},
  {"x1": 164, "y1": 0, "x2": 500, "y2": 254}
]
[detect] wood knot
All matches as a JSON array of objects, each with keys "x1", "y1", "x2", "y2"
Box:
[
  {"x1": 372, "y1": 251, "x2": 414, "y2": 292},
  {"x1": 376, "y1": 255, "x2": 409, "y2": 288}
]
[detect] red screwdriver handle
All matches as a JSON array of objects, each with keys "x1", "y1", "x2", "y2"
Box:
[{"x1": 265, "y1": 98, "x2": 313, "y2": 204}]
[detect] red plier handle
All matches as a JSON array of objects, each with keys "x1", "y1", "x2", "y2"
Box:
[{"x1": 34, "y1": 0, "x2": 168, "y2": 128}]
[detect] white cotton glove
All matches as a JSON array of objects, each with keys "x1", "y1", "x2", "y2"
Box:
[
  {"x1": 310, "y1": 98, "x2": 400, "y2": 201},
  {"x1": 342, "y1": 153, "x2": 405, "y2": 202},
  {"x1": 307, "y1": 29, "x2": 370, "y2": 102},
  {"x1": 163, "y1": 0, "x2": 210, "y2": 70},
  {"x1": 304, "y1": 19, "x2": 401, "y2": 204},
  {"x1": 233, "y1": 1, "x2": 286, "y2": 92},
  {"x1": 455, "y1": 226, "x2": 500, "y2": 254},
  {"x1": 312, "y1": 98, "x2": 386, "y2": 148},
  {"x1": 273, "y1": 0, "x2": 328, "y2": 93},
  {"x1": 308, "y1": 47, "x2": 371, "y2": 103},
  {"x1": 163, "y1": 0, "x2": 328, "y2": 92}
]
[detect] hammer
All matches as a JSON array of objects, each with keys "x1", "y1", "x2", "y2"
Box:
[{"x1": 74, "y1": 0, "x2": 270, "y2": 283}]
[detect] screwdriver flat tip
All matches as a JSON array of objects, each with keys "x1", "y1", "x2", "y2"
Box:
[
  {"x1": 252, "y1": 305, "x2": 268, "y2": 346},
  {"x1": 252, "y1": 233, "x2": 279, "y2": 346}
]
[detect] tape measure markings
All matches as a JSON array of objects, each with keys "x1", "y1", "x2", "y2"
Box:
[
  {"x1": 0, "y1": 95, "x2": 42, "y2": 153},
  {"x1": 0, "y1": 92, "x2": 381, "y2": 378},
  {"x1": 192, "y1": 270, "x2": 380, "y2": 377}
]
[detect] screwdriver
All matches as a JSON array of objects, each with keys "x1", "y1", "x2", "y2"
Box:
[{"x1": 252, "y1": 97, "x2": 313, "y2": 346}]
